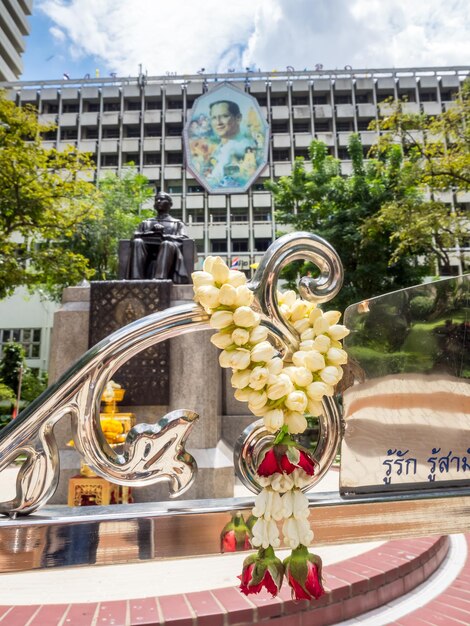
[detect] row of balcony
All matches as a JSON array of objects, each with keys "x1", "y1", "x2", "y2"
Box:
[{"x1": 37, "y1": 100, "x2": 454, "y2": 130}]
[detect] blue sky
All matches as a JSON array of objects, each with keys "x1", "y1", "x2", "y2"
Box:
[{"x1": 21, "y1": 0, "x2": 470, "y2": 83}]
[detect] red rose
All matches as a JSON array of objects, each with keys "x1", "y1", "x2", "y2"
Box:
[
  {"x1": 257, "y1": 448, "x2": 280, "y2": 476},
  {"x1": 239, "y1": 547, "x2": 284, "y2": 597},
  {"x1": 220, "y1": 513, "x2": 250, "y2": 553},
  {"x1": 284, "y1": 547, "x2": 325, "y2": 601},
  {"x1": 222, "y1": 530, "x2": 237, "y2": 552},
  {"x1": 297, "y1": 450, "x2": 316, "y2": 476},
  {"x1": 257, "y1": 444, "x2": 316, "y2": 477},
  {"x1": 239, "y1": 562, "x2": 279, "y2": 595}
]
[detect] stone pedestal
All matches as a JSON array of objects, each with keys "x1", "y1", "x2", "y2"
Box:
[{"x1": 48, "y1": 281, "x2": 234, "y2": 504}]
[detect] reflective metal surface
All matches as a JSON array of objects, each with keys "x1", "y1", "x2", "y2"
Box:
[
  {"x1": 1, "y1": 489, "x2": 470, "y2": 572},
  {"x1": 234, "y1": 395, "x2": 342, "y2": 494},
  {"x1": 341, "y1": 274, "x2": 470, "y2": 494},
  {"x1": 0, "y1": 232, "x2": 344, "y2": 516}
]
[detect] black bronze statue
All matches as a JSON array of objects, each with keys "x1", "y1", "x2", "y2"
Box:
[{"x1": 127, "y1": 191, "x2": 190, "y2": 283}]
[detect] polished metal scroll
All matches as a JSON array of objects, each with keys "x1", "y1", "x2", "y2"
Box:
[
  {"x1": 0, "y1": 232, "x2": 344, "y2": 517},
  {"x1": 341, "y1": 274, "x2": 470, "y2": 494}
]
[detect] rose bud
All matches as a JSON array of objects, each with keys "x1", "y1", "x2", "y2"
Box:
[
  {"x1": 313, "y1": 334, "x2": 331, "y2": 353},
  {"x1": 251, "y1": 341, "x2": 277, "y2": 363},
  {"x1": 195, "y1": 285, "x2": 220, "y2": 310},
  {"x1": 239, "y1": 548, "x2": 284, "y2": 596},
  {"x1": 284, "y1": 547, "x2": 325, "y2": 601},
  {"x1": 308, "y1": 307, "x2": 322, "y2": 324},
  {"x1": 326, "y1": 347, "x2": 348, "y2": 365},
  {"x1": 202, "y1": 255, "x2": 217, "y2": 273},
  {"x1": 284, "y1": 411, "x2": 308, "y2": 434},
  {"x1": 263, "y1": 409, "x2": 285, "y2": 433},
  {"x1": 313, "y1": 316, "x2": 330, "y2": 336},
  {"x1": 231, "y1": 368, "x2": 252, "y2": 389},
  {"x1": 257, "y1": 448, "x2": 281, "y2": 476},
  {"x1": 220, "y1": 512, "x2": 250, "y2": 553},
  {"x1": 249, "y1": 366, "x2": 269, "y2": 390},
  {"x1": 232, "y1": 328, "x2": 250, "y2": 346}
]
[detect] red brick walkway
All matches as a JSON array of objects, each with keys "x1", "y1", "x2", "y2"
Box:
[{"x1": 0, "y1": 535, "x2": 455, "y2": 626}]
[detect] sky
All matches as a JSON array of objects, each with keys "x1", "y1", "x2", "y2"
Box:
[{"x1": 21, "y1": 0, "x2": 470, "y2": 82}]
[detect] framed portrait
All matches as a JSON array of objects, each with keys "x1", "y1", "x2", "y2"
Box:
[{"x1": 183, "y1": 83, "x2": 270, "y2": 194}]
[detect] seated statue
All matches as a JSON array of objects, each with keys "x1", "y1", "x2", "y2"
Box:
[{"x1": 127, "y1": 191, "x2": 191, "y2": 283}]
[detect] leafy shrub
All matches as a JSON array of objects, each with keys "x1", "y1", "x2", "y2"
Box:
[{"x1": 410, "y1": 295, "x2": 435, "y2": 320}]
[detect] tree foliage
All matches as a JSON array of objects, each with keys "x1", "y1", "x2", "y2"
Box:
[
  {"x1": 0, "y1": 90, "x2": 99, "y2": 300},
  {"x1": 266, "y1": 135, "x2": 428, "y2": 310},
  {"x1": 367, "y1": 80, "x2": 470, "y2": 272},
  {"x1": 69, "y1": 167, "x2": 153, "y2": 280}
]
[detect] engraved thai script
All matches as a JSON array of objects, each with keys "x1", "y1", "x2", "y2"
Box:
[{"x1": 382, "y1": 448, "x2": 417, "y2": 485}]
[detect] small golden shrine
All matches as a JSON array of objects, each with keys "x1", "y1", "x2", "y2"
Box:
[{"x1": 68, "y1": 382, "x2": 136, "y2": 507}]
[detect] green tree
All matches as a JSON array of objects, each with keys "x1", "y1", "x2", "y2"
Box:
[
  {"x1": 0, "y1": 90, "x2": 99, "y2": 300},
  {"x1": 266, "y1": 135, "x2": 428, "y2": 310},
  {"x1": 368, "y1": 80, "x2": 470, "y2": 273},
  {"x1": 69, "y1": 167, "x2": 154, "y2": 280},
  {"x1": 0, "y1": 342, "x2": 24, "y2": 393}
]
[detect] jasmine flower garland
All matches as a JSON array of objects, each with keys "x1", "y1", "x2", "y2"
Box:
[{"x1": 192, "y1": 256, "x2": 349, "y2": 600}]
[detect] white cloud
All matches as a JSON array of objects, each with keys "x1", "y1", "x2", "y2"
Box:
[{"x1": 37, "y1": 0, "x2": 470, "y2": 76}]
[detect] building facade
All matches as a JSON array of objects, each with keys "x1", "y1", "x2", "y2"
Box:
[
  {"x1": 1, "y1": 66, "x2": 469, "y2": 369},
  {"x1": 0, "y1": 0, "x2": 32, "y2": 82}
]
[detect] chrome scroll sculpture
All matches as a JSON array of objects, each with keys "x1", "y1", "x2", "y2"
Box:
[{"x1": 0, "y1": 232, "x2": 343, "y2": 517}]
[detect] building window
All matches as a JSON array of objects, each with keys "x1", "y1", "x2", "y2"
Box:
[
  {"x1": 255, "y1": 238, "x2": 272, "y2": 252},
  {"x1": 272, "y1": 121, "x2": 289, "y2": 133},
  {"x1": 101, "y1": 154, "x2": 118, "y2": 167},
  {"x1": 397, "y1": 90, "x2": 416, "y2": 102},
  {"x1": 357, "y1": 119, "x2": 373, "y2": 131},
  {"x1": 336, "y1": 122, "x2": 352, "y2": 132},
  {"x1": 41, "y1": 130, "x2": 57, "y2": 141},
  {"x1": 144, "y1": 125, "x2": 161, "y2": 137},
  {"x1": 187, "y1": 185, "x2": 204, "y2": 193},
  {"x1": 42, "y1": 102, "x2": 58, "y2": 114},
  {"x1": 440, "y1": 90, "x2": 458, "y2": 101},
  {"x1": 122, "y1": 154, "x2": 140, "y2": 166},
  {"x1": 231, "y1": 210, "x2": 248, "y2": 222},
  {"x1": 271, "y1": 96, "x2": 287, "y2": 106},
  {"x1": 166, "y1": 152, "x2": 182, "y2": 164},
  {"x1": 232, "y1": 239, "x2": 248, "y2": 252},
  {"x1": 102, "y1": 127, "x2": 119, "y2": 139},
  {"x1": 0, "y1": 329, "x2": 41, "y2": 359},
  {"x1": 312, "y1": 95, "x2": 328, "y2": 105},
  {"x1": 335, "y1": 94, "x2": 352, "y2": 104},
  {"x1": 255, "y1": 96, "x2": 267, "y2": 106},
  {"x1": 273, "y1": 149, "x2": 290, "y2": 162},
  {"x1": 210, "y1": 209, "x2": 226, "y2": 222},
  {"x1": 314, "y1": 121, "x2": 331, "y2": 132},
  {"x1": 253, "y1": 208, "x2": 272, "y2": 221},
  {"x1": 337, "y1": 147, "x2": 349, "y2": 160},
  {"x1": 292, "y1": 96, "x2": 309, "y2": 105},
  {"x1": 355, "y1": 93, "x2": 372, "y2": 104},
  {"x1": 419, "y1": 91, "x2": 437, "y2": 102},
  {"x1": 62, "y1": 102, "x2": 79, "y2": 113},
  {"x1": 84, "y1": 101, "x2": 100, "y2": 112},
  {"x1": 211, "y1": 239, "x2": 227, "y2": 253},
  {"x1": 166, "y1": 124, "x2": 183, "y2": 136},
  {"x1": 125, "y1": 100, "x2": 141, "y2": 110},
  {"x1": 124, "y1": 125, "x2": 140, "y2": 138},
  {"x1": 144, "y1": 153, "x2": 160, "y2": 165},
  {"x1": 293, "y1": 121, "x2": 310, "y2": 133},
  {"x1": 294, "y1": 149, "x2": 310, "y2": 159},
  {"x1": 103, "y1": 101, "x2": 120, "y2": 112},
  {"x1": 145, "y1": 99, "x2": 161, "y2": 110},
  {"x1": 188, "y1": 210, "x2": 205, "y2": 223},
  {"x1": 83, "y1": 127, "x2": 98, "y2": 139},
  {"x1": 167, "y1": 184, "x2": 183, "y2": 193},
  {"x1": 60, "y1": 128, "x2": 78, "y2": 141},
  {"x1": 167, "y1": 99, "x2": 183, "y2": 109}
]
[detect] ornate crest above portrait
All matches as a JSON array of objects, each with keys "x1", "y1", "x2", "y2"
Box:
[{"x1": 183, "y1": 83, "x2": 270, "y2": 194}]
